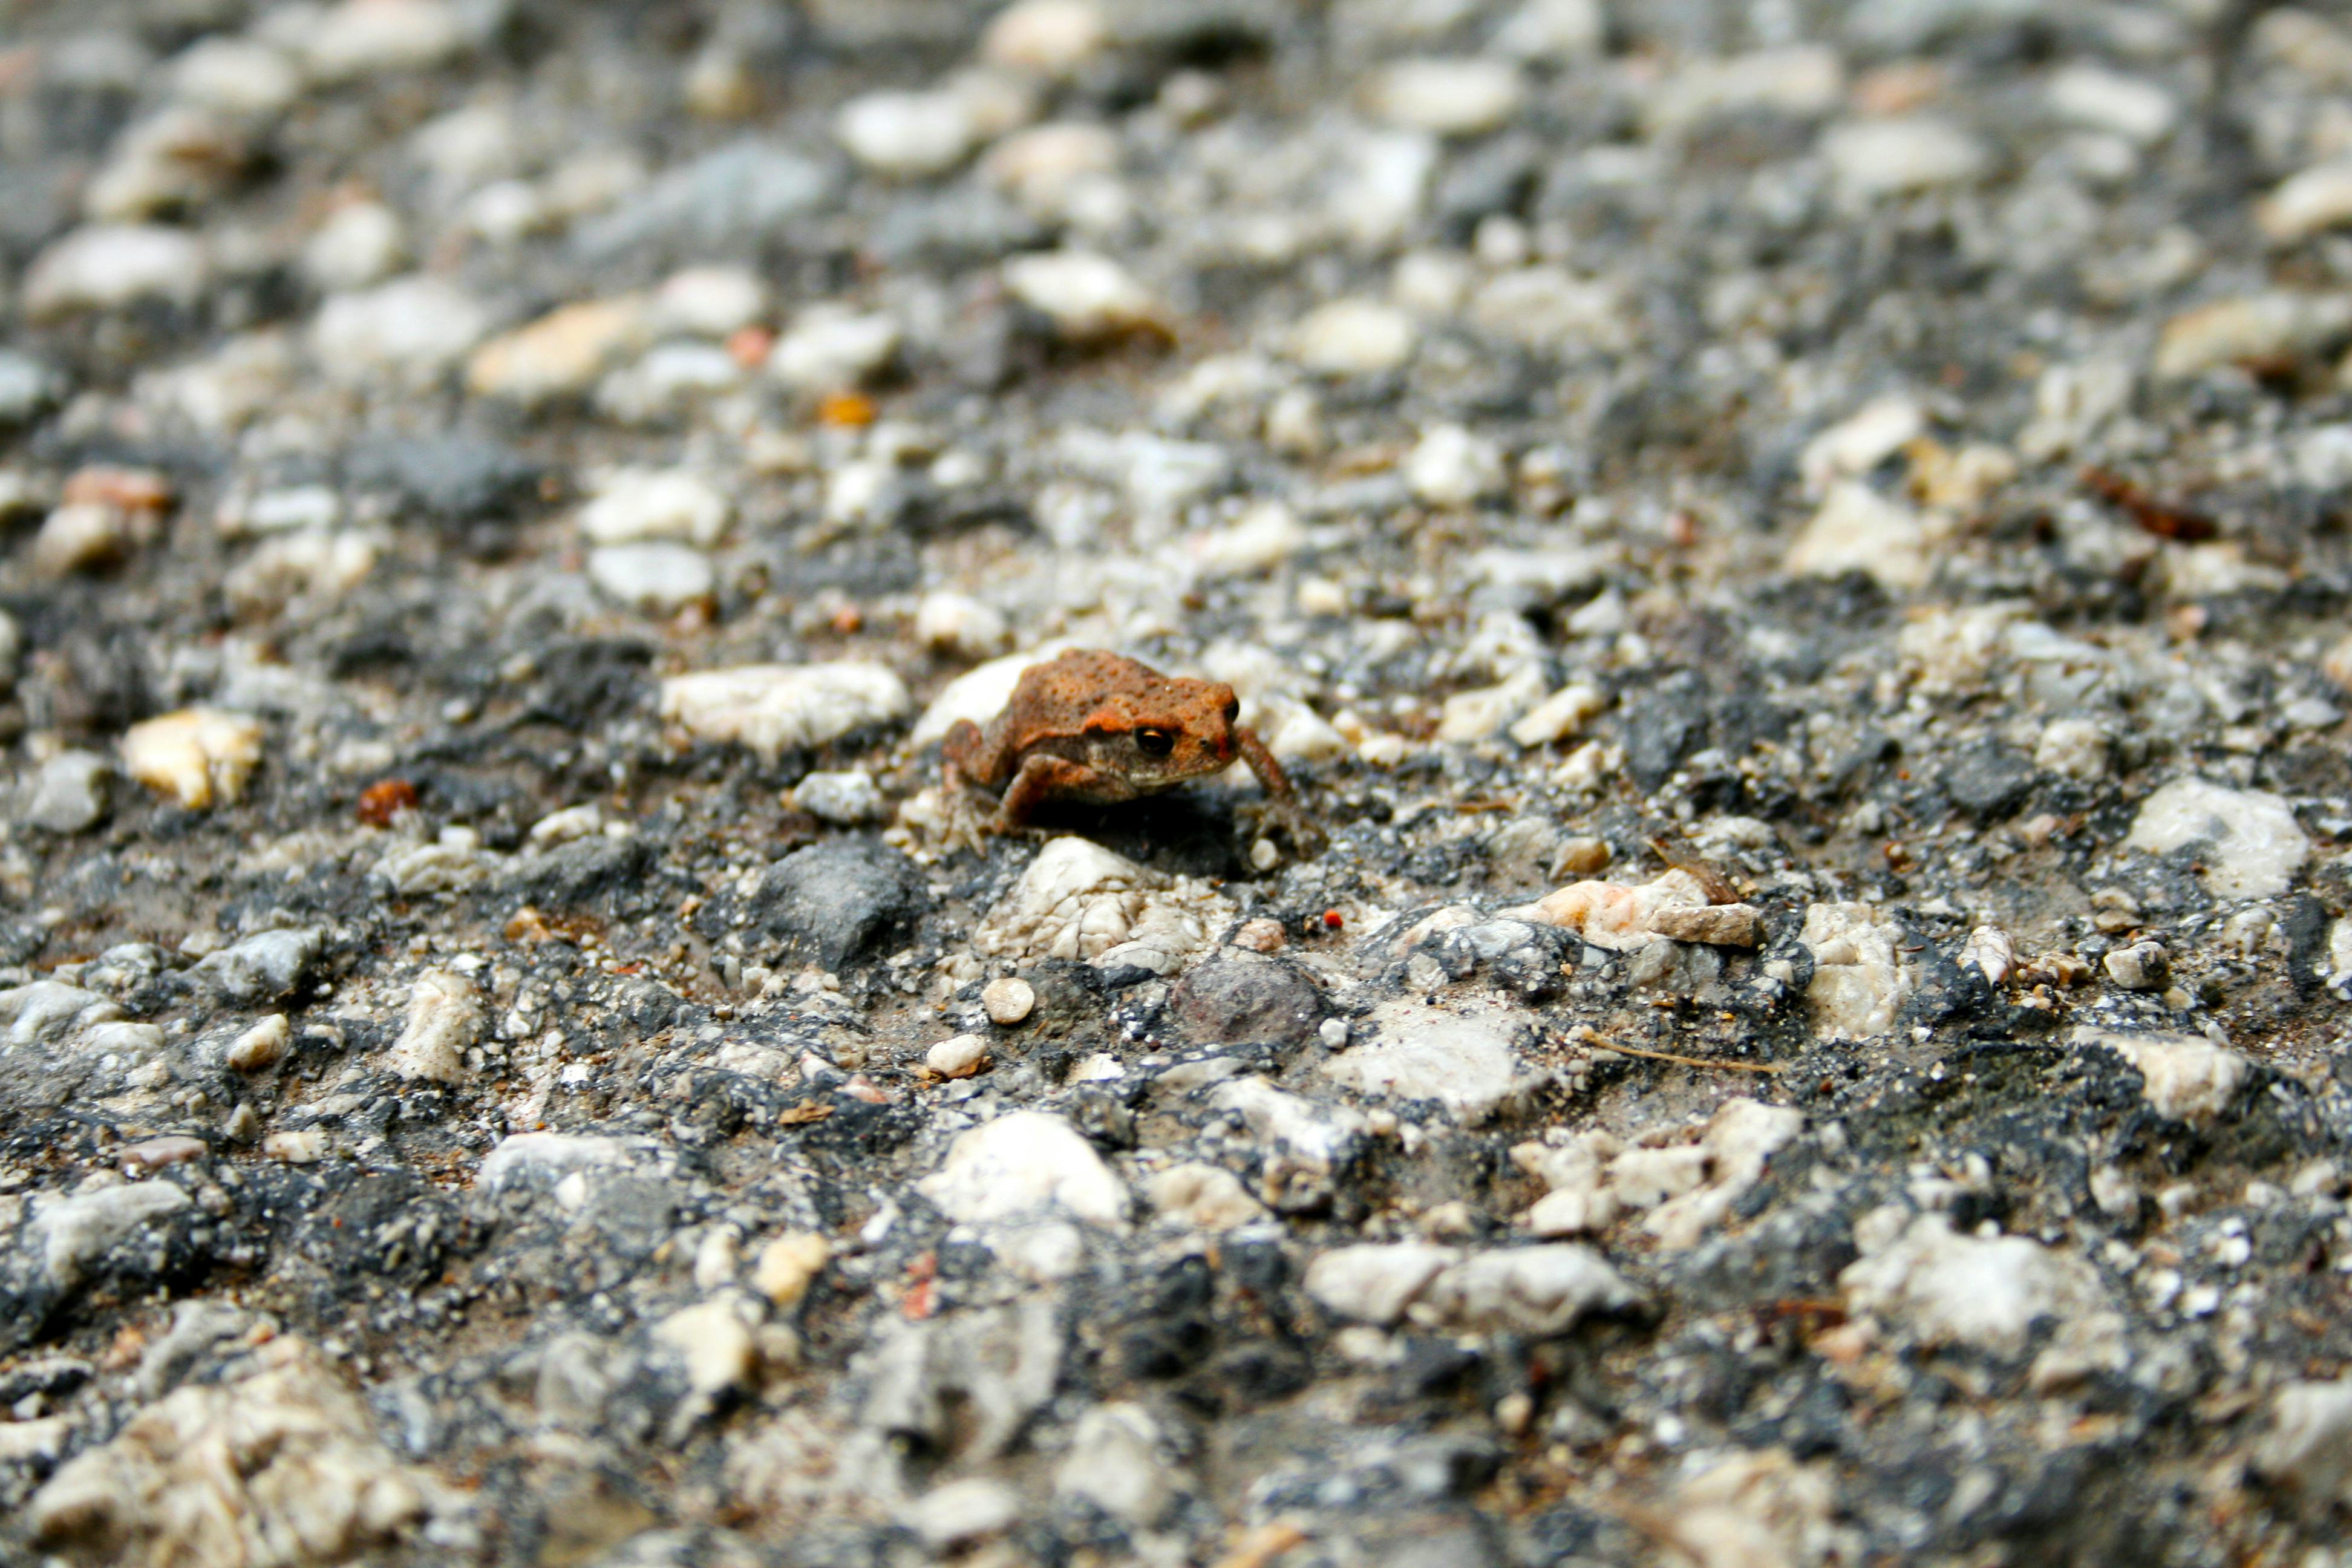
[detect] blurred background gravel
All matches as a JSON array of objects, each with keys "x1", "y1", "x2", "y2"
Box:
[{"x1": 10, "y1": 1, "x2": 2352, "y2": 1564}]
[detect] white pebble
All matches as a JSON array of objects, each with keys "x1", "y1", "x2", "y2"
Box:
[
  {"x1": 648, "y1": 266, "x2": 768, "y2": 338},
  {"x1": 1392, "y1": 249, "x2": 1472, "y2": 316},
  {"x1": 926, "y1": 1034, "x2": 991, "y2": 1078},
  {"x1": 31, "y1": 505, "x2": 133, "y2": 577},
  {"x1": 309, "y1": 275, "x2": 493, "y2": 388},
  {"x1": 26, "y1": 750, "x2": 111, "y2": 834},
  {"x1": 652, "y1": 1296, "x2": 756, "y2": 1397},
  {"x1": 984, "y1": 122, "x2": 1120, "y2": 216},
  {"x1": 587, "y1": 543, "x2": 715, "y2": 614},
  {"x1": 1367, "y1": 58, "x2": 1526, "y2": 136},
  {"x1": 1838, "y1": 1213, "x2": 2104, "y2": 1351},
  {"x1": 528, "y1": 805, "x2": 602, "y2": 844},
  {"x1": 983, "y1": 976, "x2": 1038, "y2": 1026},
  {"x1": 1002, "y1": 249, "x2": 1162, "y2": 341},
  {"x1": 2080, "y1": 1028, "x2": 2249, "y2": 1122},
  {"x1": 835, "y1": 90, "x2": 979, "y2": 178},
  {"x1": 1147, "y1": 1164, "x2": 1268, "y2": 1230},
  {"x1": 262, "y1": 1129, "x2": 329, "y2": 1163},
  {"x1": 915, "y1": 1111, "x2": 1127, "y2": 1226},
  {"x1": 1439, "y1": 668, "x2": 1547, "y2": 743},
  {"x1": 2252, "y1": 1380, "x2": 2352, "y2": 1498},
  {"x1": 1405, "y1": 424, "x2": 1506, "y2": 508},
  {"x1": 2103, "y1": 941, "x2": 2168, "y2": 992},
  {"x1": 2123, "y1": 779, "x2": 2310, "y2": 900},
  {"x1": 1262, "y1": 699, "x2": 1350, "y2": 763},
  {"x1": 982, "y1": 0, "x2": 1110, "y2": 77},
  {"x1": 903, "y1": 1479, "x2": 1023, "y2": 1551},
  {"x1": 1304, "y1": 1241, "x2": 1461, "y2": 1325},
  {"x1": 301, "y1": 202, "x2": 405, "y2": 292},
  {"x1": 387, "y1": 969, "x2": 481, "y2": 1083},
  {"x1": 24, "y1": 224, "x2": 209, "y2": 320},
  {"x1": 2034, "y1": 717, "x2": 2109, "y2": 781},
  {"x1": 82, "y1": 111, "x2": 241, "y2": 224},
  {"x1": 596, "y1": 342, "x2": 743, "y2": 422},
  {"x1": 578, "y1": 468, "x2": 731, "y2": 546},
  {"x1": 767, "y1": 306, "x2": 901, "y2": 391},
  {"x1": 792, "y1": 769, "x2": 886, "y2": 825},
  {"x1": 298, "y1": 0, "x2": 466, "y2": 82},
  {"x1": 1642, "y1": 46, "x2": 1845, "y2": 136},
  {"x1": 230, "y1": 485, "x2": 344, "y2": 536},
  {"x1": 2155, "y1": 290, "x2": 2352, "y2": 379},
  {"x1": 1190, "y1": 501, "x2": 1306, "y2": 575},
  {"x1": 171, "y1": 38, "x2": 301, "y2": 116},
  {"x1": 224, "y1": 532, "x2": 376, "y2": 615},
  {"x1": 2048, "y1": 64, "x2": 2177, "y2": 146},
  {"x1": 1783, "y1": 482, "x2": 1930, "y2": 592},
  {"x1": 1291, "y1": 298, "x2": 1417, "y2": 376},
  {"x1": 225, "y1": 1014, "x2": 291, "y2": 1073},
  {"x1": 1495, "y1": 0, "x2": 1605, "y2": 60},
  {"x1": 1508, "y1": 683, "x2": 1607, "y2": 748},
  {"x1": 660, "y1": 662, "x2": 913, "y2": 760},
  {"x1": 1821, "y1": 116, "x2": 1989, "y2": 200},
  {"x1": 2259, "y1": 158, "x2": 2352, "y2": 244},
  {"x1": 1958, "y1": 926, "x2": 2014, "y2": 987},
  {"x1": 1800, "y1": 396, "x2": 1926, "y2": 497},
  {"x1": 914, "y1": 592, "x2": 1011, "y2": 659}
]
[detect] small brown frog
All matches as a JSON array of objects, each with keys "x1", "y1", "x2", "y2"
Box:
[{"x1": 942, "y1": 648, "x2": 1322, "y2": 849}]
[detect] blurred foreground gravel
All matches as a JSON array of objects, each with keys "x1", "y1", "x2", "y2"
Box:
[{"x1": 13, "y1": 0, "x2": 2352, "y2": 1563}]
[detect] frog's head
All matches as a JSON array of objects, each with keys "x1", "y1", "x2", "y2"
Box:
[{"x1": 1083, "y1": 678, "x2": 1240, "y2": 786}]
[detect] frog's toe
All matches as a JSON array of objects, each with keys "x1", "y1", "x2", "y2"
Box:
[{"x1": 1243, "y1": 800, "x2": 1328, "y2": 857}]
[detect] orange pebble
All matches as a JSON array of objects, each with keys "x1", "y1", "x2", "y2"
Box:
[
  {"x1": 355, "y1": 777, "x2": 419, "y2": 826},
  {"x1": 817, "y1": 390, "x2": 877, "y2": 426},
  {"x1": 505, "y1": 906, "x2": 557, "y2": 944}
]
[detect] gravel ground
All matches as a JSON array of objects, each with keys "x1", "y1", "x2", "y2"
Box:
[{"x1": 11, "y1": 0, "x2": 2352, "y2": 1564}]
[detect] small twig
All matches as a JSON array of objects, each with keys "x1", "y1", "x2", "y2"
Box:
[
  {"x1": 1587, "y1": 1039, "x2": 1785, "y2": 1075},
  {"x1": 2080, "y1": 465, "x2": 2217, "y2": 541},
  {"x1": 1210, "y1": 1523, "x2": 1310, "y2": 1568}
]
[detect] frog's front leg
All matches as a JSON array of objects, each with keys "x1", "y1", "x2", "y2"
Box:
[
  {"x1": 1232, "y1": 728, "x2": 1327, "y2": 854},
  {"x1": 991, "y1": 753, "x2": 1122, "y2": 832}
]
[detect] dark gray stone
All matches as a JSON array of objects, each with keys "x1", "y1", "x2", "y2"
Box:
[
  {"x1": 1624, "y1": 673, "x2": 1706, "y2": 789},
  {"x1": 514, "y1": 835, "x2": 656, "y2": 913},
  {"x1": 1944, "y1": 740, "x2": 2036, "y2": 820},
  {"x1": 1169, "y1": 953, "x2": 1323, "y2": 1048},
  {"x1": 752, "y1": 839, "x2": 925, "y2": 970},
  {"x1": 573, "y1": 140, "x2": 834, "y2": 260},
  {"x1": 348, "y1": 434, "x2": 544, "y2": 521},
  {"x1": 191, "y1": 927, "x2": 324, "y2": 1002}
]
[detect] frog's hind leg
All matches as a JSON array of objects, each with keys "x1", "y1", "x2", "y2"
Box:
[{"x1": 941, "y1": 719, "x2": 987, "y2": 795}]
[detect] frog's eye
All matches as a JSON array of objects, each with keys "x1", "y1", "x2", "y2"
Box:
[
  {"x1": 1222, "y1": 697, "x2": 1240, "y2": 724},
  {"x1": 1135, "y1": 728, "x2": 1177, "y2": 756}
]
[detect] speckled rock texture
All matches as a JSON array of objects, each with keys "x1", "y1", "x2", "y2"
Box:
[{"x1": 6, "y1": 2, "x2": 2352, "y2": 1566}]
